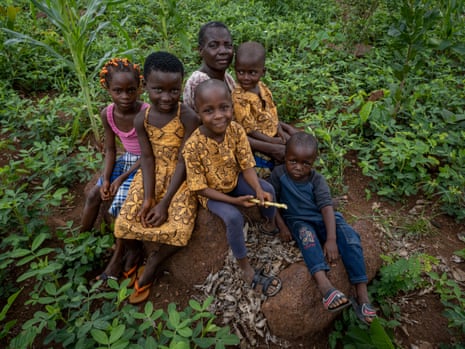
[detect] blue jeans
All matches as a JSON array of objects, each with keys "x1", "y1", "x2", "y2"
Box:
[
  {"x1": 207, "y1": 173, "x2": 276, "y2": 259},
  {"x1": 290, "y1": 216, "x2": 368, "y2": 284}
]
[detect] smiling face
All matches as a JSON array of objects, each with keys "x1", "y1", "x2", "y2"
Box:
[
  {"x1": 195, "y1": 80, "x2": 233, "y2": 140},
  {"x1": 285, "y1": 141, "x2": 318, "y2": 182},
  {"x1": 107, "y1": 71, "x2": 140, "y2": 112},
  {"x1": 144, "y1": 70, "x2": 182, "y2": 114},
  {"x1": 199, "y1": 27, "x2": 234, "y2": 76},
  {"x1": 235, "y1": 46, "x2": 266, "y2": 92}
]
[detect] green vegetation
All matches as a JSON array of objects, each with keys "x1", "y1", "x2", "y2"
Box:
[{"x1": 1, "y1": 0, "x2": 464, "y2": 347}]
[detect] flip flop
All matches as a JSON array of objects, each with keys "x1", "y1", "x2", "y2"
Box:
[
  {"x1": 250, "y1": 268, "x2": 282, "y2": 297},
  {"x1": 322, "y1": 288, "x2": 351, "y2": 312},
  {"x1": 351, "y1": 297, "x2": 377, "y2": 325},
  {"x1": 259, "y1": 223, "x2": 280, "y2": 236},
  {"x1": 120, "y1": 264, "x2": 138, "y2": 288},
  {"x1": 93, "y1": 273, "x2": 119, "y2": 291},
  {"x1": 129, "y1": 279, "x2": 152, "y2": 304}
]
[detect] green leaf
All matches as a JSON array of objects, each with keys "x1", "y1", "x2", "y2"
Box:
[
  {"x1": 91, "y1": 329, "x2": 109, "y2": 345},
  {"x1": 109, "y1": 324, "x2": 125, "y2": 344}
]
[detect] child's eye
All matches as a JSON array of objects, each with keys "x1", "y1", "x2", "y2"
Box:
[
  {"x1": 170, "y1": 89, "x2": 180, "y2": 95},
  {"x1": 127, "y1": 88, "x2": 137, "y2": 95},
  {"x1": 250, "y1": 71, "x2": 258, "y2": 77},
  {"x1": 152, "y1": 88, "x2": 163, "y2": 93},
  {"x1": 224, "y1": 43, "x2": 233, "y2": 50},
  {"x1": 220, "y1": 104, "x2": 231, "y2": 111},
  {"x1": 303, "y1": 162, "x2": 312, "y2": 168},
  {"x1": 207, "y1": 42, "x2": 219, "y2": 49},
  {"x1": 236, "y1": 70, "x2": 244, "y2": 76}
]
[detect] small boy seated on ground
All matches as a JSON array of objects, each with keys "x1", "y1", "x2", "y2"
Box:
[
  {"x1": 271, "y1": 132, "x2": 377, "y2": 324},
  {"x1": 232, "y1": 41, "x2": 298, "y2": 178}
]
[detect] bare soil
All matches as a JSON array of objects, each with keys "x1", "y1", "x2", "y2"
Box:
[{"x1": 3, "y1": 152, "x2": 465, "y2": 349}]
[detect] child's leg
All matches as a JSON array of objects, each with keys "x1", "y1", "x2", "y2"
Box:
[
  {"x1": 137, "y1": 241, "x2": 180, "y2": 287},
  {"x1": 334, "y1": 217, "x2": 376, "y2": 322},
  {"x1": 334, "y1": 216, "x2": 368, "y2": 286},
  {"x1": 80, "y1": 184, "x2": 102, "y2": 232},
  {"x1": 292, "y1": 220, "x2": 350, "y2": 310},
  {"x1": 207, "y1": 200, "x2": 246, "y2": 259},
  {"x1": 207, "y1": 199, "x2": 255, "y2": 282}
]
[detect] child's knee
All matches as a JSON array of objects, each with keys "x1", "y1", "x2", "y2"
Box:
[{"x1": 297, "y1": 226, "x2": 316, "y2": 249}]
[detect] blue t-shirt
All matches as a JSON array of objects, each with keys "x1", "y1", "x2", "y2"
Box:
[{"x1": 270, "y1": 164, "x2": 341, "y2": 224}]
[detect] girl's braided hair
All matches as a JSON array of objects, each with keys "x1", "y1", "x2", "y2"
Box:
[{"x1": 99, "y1": 58, "x2": 143, "y2": 90}]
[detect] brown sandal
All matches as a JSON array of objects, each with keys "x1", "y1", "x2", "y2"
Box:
[{"x1": 129, "y1": 279, "x2": 152, "y2": 304}]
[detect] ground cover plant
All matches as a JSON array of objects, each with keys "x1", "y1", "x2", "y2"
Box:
[{"x1": 1, "y1": 0, "x2": 465, "y2": 347}]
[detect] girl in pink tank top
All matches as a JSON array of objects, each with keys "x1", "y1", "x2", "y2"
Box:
[{"x1": 81, "y1": 58, "x2": 147, "y2": 233}]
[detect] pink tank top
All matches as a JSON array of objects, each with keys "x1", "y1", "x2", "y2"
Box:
[{"x1": 106, "y1": 102, "x2": 149, "y2": 155}]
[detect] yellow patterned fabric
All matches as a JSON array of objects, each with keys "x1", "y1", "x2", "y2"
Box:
[
  {"x1": 114, "y1": 104, "x2": 197, "y2": 246},
  {"x1": 232, "y1": 81, "x2": 279, "y2": 137},
  {"x1": 183, "y1": 121, "x2": 255, "y2": 208}
]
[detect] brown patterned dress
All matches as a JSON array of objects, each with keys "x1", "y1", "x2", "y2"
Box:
[{"x1": 114, "y1": 105, "x2": 197, "y2": 246}]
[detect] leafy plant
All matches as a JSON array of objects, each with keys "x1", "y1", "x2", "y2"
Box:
[{"x1": 2, "y1": 0, "x2": 134, "y2": 145}]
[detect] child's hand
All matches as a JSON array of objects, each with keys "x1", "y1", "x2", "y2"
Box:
[
  {"x1": 278, "y1": 228, "x2": 292, "y2": 242},
  {"x1": 236, "y1": 195, "x2": 256, "y2": 208},
  {"x1": 109, "y1": 177, "x2": 124, "y2": 196},
  {"x1": 144, "y1": 202, "x2": 169, "y2": 227},
  {"x1": 100, "y1": 180, "x2": 111, "y2": 201},
  {"x1": 255, "y1": 189, "x2": 273, "y2": 205},
  {"x1": 324, "y1": 239, "x2": 339, "y2": 263},
  {"x1": 138, "y1": 199, "x2": 154, "y2": 228}
]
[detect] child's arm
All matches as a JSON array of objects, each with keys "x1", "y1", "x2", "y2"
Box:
[
  {"x1": 133, "y1": 110, "x2": 156, "y2": 228},
  {"x1": 248, "y1": 130, "x2": 284, "y2": 145},
  {"x1": 108, "y1": 159, "x2": 140, "y2": 196},
  {"x1": 242, "y1": 167, "x2": 273, "y2": 203},
  {"x1": 321, "y1": 205, "x2": 338, "y2": 262},
  {"x1": 247, "y1": 138, "x2": 286, "y2": 162},
  {"x1": 197, "y1": 187, "x2": 256, "y2": 208},
  {"x1": 100, "y1": 108, "x2": 117, "y2": 201}
]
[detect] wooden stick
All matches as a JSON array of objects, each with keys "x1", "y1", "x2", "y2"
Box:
[{"x1": 249, "y1": 198, "x2": 288, "y2": 210}]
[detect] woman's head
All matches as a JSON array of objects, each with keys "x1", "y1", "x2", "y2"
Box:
[
  {"x1": 198, "y1": 21, "x2": 233, "y2": 77},
  {"x1": 143, "y1": 52, "x2": 184, "y2": 113},
  {"x1": 99, "y1": 58, "x2": 143, "y2": 110}
]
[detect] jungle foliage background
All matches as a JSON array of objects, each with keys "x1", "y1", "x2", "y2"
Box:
[{"x1": 1, "y1": 0, "x2": 465, "y2": 348}]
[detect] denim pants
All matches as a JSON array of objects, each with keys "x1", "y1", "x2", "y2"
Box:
[
  {"x1": 207, "y1": 173, "x2": 276, "y2": 259},
  {"x1": 290, "y1": 216, "x2": 368, "y2": 284}
]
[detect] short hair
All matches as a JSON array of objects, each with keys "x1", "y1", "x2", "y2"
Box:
[
  {"x1": 236, "y1": 41, "x2": 266, "y2": 64},
  {"x1": 198, "y1": 21, "x2": 231, "y2": 47},
  {"x1": 286, "y1": 131, "x2": 318, "y2": 154},
  {"x1": 143, "y1": 51, "x2": 184, "y2": 80},
  {"x1": 99, "y1": 58, "x2": 142, "y2": 90},
  {"x1": 194, "y1": 79, "x2": 230, "y2": 107}
]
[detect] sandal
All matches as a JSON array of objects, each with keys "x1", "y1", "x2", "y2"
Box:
[
  {"x1": 259, "y1": 223, "x2": 280, "y2": 236},
  {"x1": 351, "y1": 298, "x2": 377, "y2": 324},
  {"x1": 322, "y1": 288, "x2": 351, "y2": 312},
  {"x1": 93, "y1": 273, "x2": 119, "y2": 291},
  {"x1": 251, "y1": 268, "x2": 282, "y2": 297},
  {"x1": 120, "y1": 264, "x2": 138, "y2": 288},
  {"x1": 129, "y1": 280, "x2": 152, "y2": 304}
]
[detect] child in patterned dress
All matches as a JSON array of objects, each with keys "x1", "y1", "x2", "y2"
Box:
[{"x1": 99, "y1": 52, "x2": 200, "y2": 304}]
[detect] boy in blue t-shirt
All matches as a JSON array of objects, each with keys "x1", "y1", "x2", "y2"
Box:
[{"x1": 270, "y1": 131, "x2": 376, "y2": 324}]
